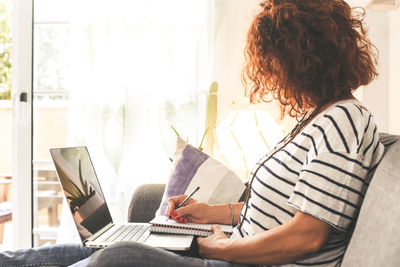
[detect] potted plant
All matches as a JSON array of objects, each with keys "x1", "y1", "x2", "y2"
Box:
[{"x1": 64, "y1": 159, "x2": 96, "y2": 215}]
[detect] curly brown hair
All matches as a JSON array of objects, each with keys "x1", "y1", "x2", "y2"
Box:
[{"x1": 242, "y1": 0, "x2": 378, "y2": 118}]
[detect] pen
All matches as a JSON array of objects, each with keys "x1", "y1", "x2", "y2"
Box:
[{"x1": 167, "y1": 186, "x2": 200, "y2": 221}]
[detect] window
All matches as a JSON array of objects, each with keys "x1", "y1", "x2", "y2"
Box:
[
  {"x1": 33, "y1": 0, "x2": 210, "y2": 245},
  {"x1": 0, "y1": 0, "x2": 13, "y2": 250}
]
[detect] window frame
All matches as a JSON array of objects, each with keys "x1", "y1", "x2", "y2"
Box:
[{"x1": 12, "y1": 0, "x2": 34, "y2": 248}]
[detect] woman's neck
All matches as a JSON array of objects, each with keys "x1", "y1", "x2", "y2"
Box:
[{"x1": 311, "y1": 94, "x2": 356, "y2": 116}]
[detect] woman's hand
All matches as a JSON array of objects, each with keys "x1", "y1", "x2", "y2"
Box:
[
  {"x1": 165, "y1": 195, "x2": 211, "y2": 224},
  {"x1": 197, "y1": 225, "x2": 232, "y2": 260}
]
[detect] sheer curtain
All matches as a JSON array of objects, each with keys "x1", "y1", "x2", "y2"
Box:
[
  {"x1": 56, "y1": 0, "x2": 214, "y2": 243},
  {"x1": 56, "y1": 0, "x2": 292, "y2": 243}
]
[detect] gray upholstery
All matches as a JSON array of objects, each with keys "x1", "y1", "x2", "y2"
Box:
[
  {"x1": 127, "y1": 134, "x2": 400, "y2": 266},
  {"x1": 341, "y1": 134, "x2": 400, "y2": 267},
  {"x1": 128, "y1": 184, "x2": 165, "y2": 223}
]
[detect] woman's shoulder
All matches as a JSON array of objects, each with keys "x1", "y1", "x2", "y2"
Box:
[
  {"x1": 323, "y1": 98, "x2": 369, "y2": 122},
  {"x1": 305, "y1": 98, "x2": 381, "y2": 156},
  {"x1": 315, "y1": 98, "x2": 375, "y2": 134}
]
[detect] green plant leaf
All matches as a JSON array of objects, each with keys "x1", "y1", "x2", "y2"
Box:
[
  {"x1": 78, "y1": 159, "x2": 88, "y2": 196},
  {"x1": 64, "y1": 187, "x2": 77, "y2": 197},
  {"x1": 170, "y1": 125, "x2": 180, "y2": 137},
  {"x1": 64, "y1": 176, "x2": 84, "y2": 200},
  {"x1": 70, "y1": 178, "x2": 85, "y2": 200},
  {"x1": 198, "y1": 128, "x2": 208, "y2": 151}
]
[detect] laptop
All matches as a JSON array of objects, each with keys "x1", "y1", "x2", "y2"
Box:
[{"x1": 50, "y1": 146, "x2": 193, "y2": 250}]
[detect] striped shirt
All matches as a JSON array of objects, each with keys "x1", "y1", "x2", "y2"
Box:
[{"x1": 231, "y1": 99, "x2": 385, "y2": 267}]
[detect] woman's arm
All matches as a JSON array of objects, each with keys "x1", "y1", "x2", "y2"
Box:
[
  {"x1": 166, "y1": 195, "x2": 244, "y2": 225},
  {"x1": 198, "y1": 210, "x2": 332, "y2": 265},
  {"x1": 206, "y1": 202, "x2": 243, "y2": 225}
]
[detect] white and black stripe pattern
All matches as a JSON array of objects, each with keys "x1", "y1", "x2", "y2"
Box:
[{"x1": 231, "y1": 99, "x2": 385, "y2": 267}]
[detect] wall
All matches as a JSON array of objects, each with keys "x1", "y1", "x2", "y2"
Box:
[
  {"x1": 362, "y1": 10, "x2": 390, "y2": 133},
  {"x1": 389, "y1": 7, "x2": 400, "y2": 134},
  {"x1": 211, "y1": 0, "x2": 260, "y2": 121},
  {"x1": 212, "y1": 0, "x2": 298, "y2": 135},
  {"x1": 362, "y1": 7, "x2": 400, "y2": 135}
]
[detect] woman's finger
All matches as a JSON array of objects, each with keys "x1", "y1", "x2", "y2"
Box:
[
  {"x1": 173, "y1": 202, "x2": 199, "y2": 217},
  {"x1": 211, "y1": 225, "x2": 222, "y2": 234},
  {"x1": 166, "y1": 195, "x2": 188, "y2": 216}
]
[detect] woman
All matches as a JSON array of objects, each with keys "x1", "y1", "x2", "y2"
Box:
[{"x1": 1, "y1": 0, "x2": 384, "y2": 266}]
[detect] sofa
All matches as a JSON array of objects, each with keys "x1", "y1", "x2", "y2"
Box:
[{"x1": 126, "y1": 133, "x2": 400, "y2": 267}]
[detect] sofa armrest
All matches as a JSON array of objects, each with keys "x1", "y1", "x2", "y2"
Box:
[{"x1": 127, "y1": 184, "x2": 165, "y2": 223}]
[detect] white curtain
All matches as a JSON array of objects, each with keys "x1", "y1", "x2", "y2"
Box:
[
  {"x1": 56, "y1": 0, "x2": 291, "y2": 243},
  {"x1": 57, "y1": 0, "x2": 216, "y2": 243}
]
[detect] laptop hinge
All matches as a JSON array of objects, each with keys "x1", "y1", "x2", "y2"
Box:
[{"x1": 85, "y1": 222, "x2": 114, "y2": 243}]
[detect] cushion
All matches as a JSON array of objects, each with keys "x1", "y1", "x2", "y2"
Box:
[
  {"x1": 156, "y1": 136, "x2": 246, "y2": 216},
  {"x1": 341, "y1": 134, "x2": 400, "y2": 267},
  {"x1": 128, "y1": 184, "x2": 166, "y2": 223}
]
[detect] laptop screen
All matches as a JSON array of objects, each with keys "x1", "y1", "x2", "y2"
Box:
[{"x1": 50, "y1": 147, "x2": 113, "y2": 242}]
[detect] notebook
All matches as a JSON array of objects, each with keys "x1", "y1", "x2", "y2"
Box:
[
  {"x1": 50, "y1": 146, "x2": 193, "y2": 250},
  {"x1": 150, "y1": 216, "x2": 233, "y2": 237}
]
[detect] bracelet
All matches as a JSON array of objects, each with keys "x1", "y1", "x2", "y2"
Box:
[{"x1": 229, "y1": 204, "x2": 234, "y2": 226}]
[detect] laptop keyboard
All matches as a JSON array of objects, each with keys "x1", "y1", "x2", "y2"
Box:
[{"x1": 97, "y1": 224, "x2": 150, "y2": 243}]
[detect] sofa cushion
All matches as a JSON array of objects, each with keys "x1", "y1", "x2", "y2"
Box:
[
  {"x1": 341, "y1": 134, "x2": 400, "y2": 267},
  {"x1": 156, "y1": 136, "x2": 245, "y2": 216},
  {"x1": 128, "y1": 184, "x2": 166, "y2": 223}
]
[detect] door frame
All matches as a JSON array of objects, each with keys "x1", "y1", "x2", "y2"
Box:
[{"x1": 12, "y1": 0, "x2": 33, "y2": 248}]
